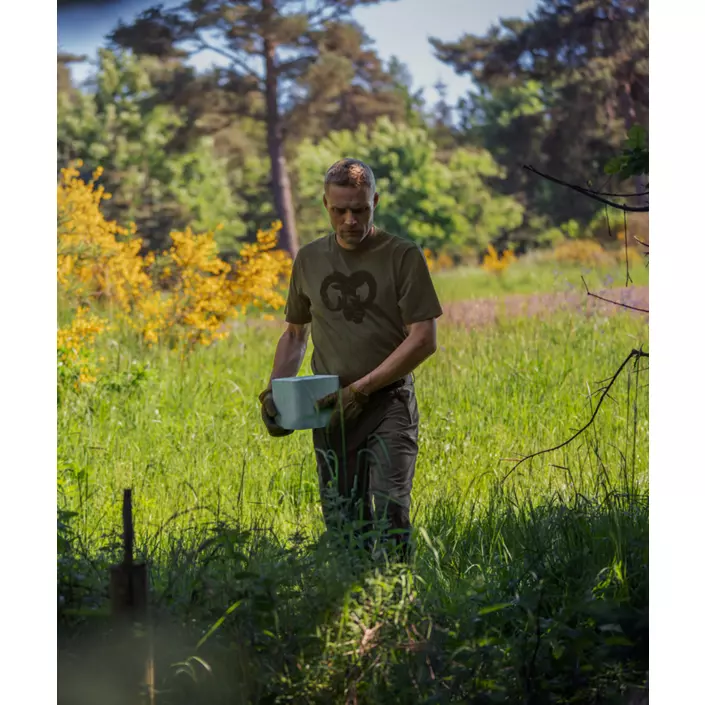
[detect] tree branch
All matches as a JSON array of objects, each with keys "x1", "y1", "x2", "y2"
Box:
[
  {"x1": 585, "y1": 187, "x2": 649, "y2": 197},
  {"x1": 501, "y1": 348, "x2": 649, "y2": 484},
  {"x1": 579, "y1": 276, "x2": 649, "y2": 313},
  {"x1": 623, "y1": 210, "x2": 633, "y2": 287},
  {"x1": 523, "y1": 165, "x2": 649, "y2": 212},
  {"x1": 305, "y1": 3, "x2": 346, "y2": 28},
  {"x1": 193, "y1": 36, "x2": 265, "y2": 87}
]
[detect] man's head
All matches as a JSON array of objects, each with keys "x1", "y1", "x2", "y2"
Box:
[{"x1": 323, "y1": 158, "x2": 379, "y2": 250}]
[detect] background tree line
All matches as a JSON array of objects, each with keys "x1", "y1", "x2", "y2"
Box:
[{"x1": 57, "y1": 0, "x2": 648, "y2": 257}]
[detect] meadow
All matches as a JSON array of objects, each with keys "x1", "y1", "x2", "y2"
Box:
[
  {"x1": 432, "y1": 257, "x2": 648, "y2": 304},
  {"x1": 58, "y1": 292, "x2": 648, "y2": 705},
  {"x1": 57, "y1": 165, "x2": 649, "y2": 704}
]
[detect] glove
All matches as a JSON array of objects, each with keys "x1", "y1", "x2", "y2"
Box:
[
  {"x1": 258, "y1": 386, "x2": 294, "y2": 438},
  {"x1": 316, "y1": 384, "x2": 370, "y2": 429}
]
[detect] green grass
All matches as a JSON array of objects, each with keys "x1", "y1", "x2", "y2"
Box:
[
  {"x1": 432, "y1": 254, "x2": 648, "y2": 303},
  {"x1": 58, "y1": 300, "x2": 649, "y2": 704}
]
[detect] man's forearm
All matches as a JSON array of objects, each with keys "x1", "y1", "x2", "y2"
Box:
[
  {"x1": 269, "y1": 329, "x2": 308, "y2": 383},
  {"x1": 354, "y1": 331, "x2": 436, "y2": 395}
]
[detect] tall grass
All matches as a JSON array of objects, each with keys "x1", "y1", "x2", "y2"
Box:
[{"x1": 58, "y1": 309, "x2": 648, "y2": 704}]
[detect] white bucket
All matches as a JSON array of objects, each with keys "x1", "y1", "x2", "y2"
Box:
[{"x1": 271, "y1": 375, "x2": 340, "y2": 430}]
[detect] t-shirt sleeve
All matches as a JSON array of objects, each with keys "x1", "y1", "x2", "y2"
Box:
[
  {"x1": 284, "y1": 254, "x2": 312, "y2": 324},
  {"x1": 396, "y1": 245, "x2": 444, "y2": 325}
]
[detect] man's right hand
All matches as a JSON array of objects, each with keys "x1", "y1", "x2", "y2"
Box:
[{"x1": 258, "y1": 386, "x2": 294, "y2": 438}]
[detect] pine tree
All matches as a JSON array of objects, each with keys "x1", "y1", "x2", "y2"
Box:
[
  {"x1": 110, "y1": 0, "x2": 401, "y2": 256},
  {"x1": 431, "y1": 0, "x2": 648, "y2": 225}
]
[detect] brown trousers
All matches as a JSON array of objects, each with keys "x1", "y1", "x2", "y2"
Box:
[{"x1": 312, "y1": 378, "x2": 419, "y2": 558}]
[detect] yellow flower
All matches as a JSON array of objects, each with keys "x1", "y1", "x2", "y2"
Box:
[
  {"x1": 482, "y1": 245, "x2": 516, "y2": 275},
  {"x1": 57, "y1": 163, "x2": 292, "y2": 350}
]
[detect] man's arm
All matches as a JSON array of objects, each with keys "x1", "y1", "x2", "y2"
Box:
[
  {"x1": 353, "y1": 319, "x2": 437, "y2": 395},
  {"x1": 268, "y1": 322, "x2": 310, "y2": 383}
]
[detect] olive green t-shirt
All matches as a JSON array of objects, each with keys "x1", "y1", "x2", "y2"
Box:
[{"x1": 285, "y1": 229, "x2": 443, "y2": 386}]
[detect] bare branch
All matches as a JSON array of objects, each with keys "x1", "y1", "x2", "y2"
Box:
[
  {"x1": 193, "y1": 35, "x2": 265, "y2": 87},
  {"x1": 305, "y1": 3, "x2": 347, "y2": 27},
  {"x1": 623, "y1": 210, "x2": 633, "y2": 287},
  {"x1": 580, "y1": 276, "x2": 648, "y2": 313},
  {"x1": 523, "y1": 165, "x2": 649, "y2": 212},
  {"x1": 604, "y1": 204, "x2": 614, "y2": 239},
  {"x1": 583, "y1": 186, "x2": 649, "y2": 198},
  {"x1": 501, "y1": 348, "x2": 649, "y2": 484},
  {"x1": 588, "y1": 386, "x2": 617, "y2": 406}
]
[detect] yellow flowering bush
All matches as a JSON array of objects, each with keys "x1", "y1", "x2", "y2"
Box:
[
  {"x1": 57, "y1": 163, "x2": 151, "y2": 310},
  {"x1": 424, "y1": 248, "x2": 455, "y2": 273},
  {"x1": 57, "y1": 306, "x2": 109, "y2": 387},
  {"x1": 131, "y1": 224, "x2": 292, "y2": 346},
  {"x1": 554, "y1": 239, "x2": 610, "y2": 266},
  {"x1": 232, "y1": 227, "x2": 293, "y2": 315},
  {"x1": 551, "y1": 239, "x2": 615, "y2": 267},
  {"x1": 57, "y1": 162, "x2": 292, "y2": 383},
  {"x1": 436, "y1": 252, "x2": 454, "y2": 271},
  {"x1": 482, "y1": 244, "x2": 516, "y2": 275}
]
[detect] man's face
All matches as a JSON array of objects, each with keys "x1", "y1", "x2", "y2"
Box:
[{"x1": 323, "y1": 184, "x2": 379, "y2": 250}]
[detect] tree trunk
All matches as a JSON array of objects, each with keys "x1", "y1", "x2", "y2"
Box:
[{"x1": 263, "y1": 16, "x2": 299, "y2": 258}]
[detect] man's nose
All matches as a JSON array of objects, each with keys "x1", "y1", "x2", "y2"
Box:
[{"x1": 343, "y1": 210, "x2": 357, "y2": 225}]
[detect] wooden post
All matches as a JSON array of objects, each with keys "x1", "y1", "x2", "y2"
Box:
[{"x1": 109, "y1": 489, "x2": 155, "y2": 704}]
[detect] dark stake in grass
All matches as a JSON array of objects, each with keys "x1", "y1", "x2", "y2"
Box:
[{"x1": 109, "y1": 489, "x2": 155, "y2": 705}]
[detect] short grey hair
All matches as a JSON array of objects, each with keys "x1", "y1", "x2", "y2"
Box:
[{"x1": 324, "y1": 158, "x2": 376, "y2": 192}]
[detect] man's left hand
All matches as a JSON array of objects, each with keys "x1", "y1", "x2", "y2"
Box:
[{"x1": 316, "y1": 384, "x2": 370, "y2": 428}]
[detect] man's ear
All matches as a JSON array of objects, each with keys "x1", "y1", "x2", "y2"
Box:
[
  {"x1": 373, "y1": 192, "x2": 380, "y2": 210},
  {"x1": 322, "y1": 193, "x2": 328, "y2": 210}
]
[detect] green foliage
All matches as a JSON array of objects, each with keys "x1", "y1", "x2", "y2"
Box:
[
  {"x1": 528, "y1": 218, "x2": 582, "y2": 250},
  {"x1": 461, "y1": 80, "x2": 547, "y2": 141},
  {"x1": 224, "y1": 155, "x2": 278, "y2": 248},
  {"x1": 387, "y1": 55, "x2": 427, "y2": 130},
  {"x1": 168, "y1": 138, "x2": 250, "y2": 251},
  {"x1": 560, "y1": 219, "x2": 581, "y2": 240},
  {"x1": 433, "y1": 1, "x2": 649, "y2": 229},
  {"x1": 108, "y1": 0, "x2": 410, "y2": 254},
  {"x1": 445, "y1": 148, "x2": 525, "y2": 247},
  {"x1": 295, "y1": 118, "x2": 523, "y2": 249},
  {"x1": 57, "y1": 49, "x2": 251, "y2": 251},
  {"x1": 604, "y1": 125, "x2": 649, "y2": 179},
  {"x1": 588, "y1": 207, "x2": 626, "y2": 238}
]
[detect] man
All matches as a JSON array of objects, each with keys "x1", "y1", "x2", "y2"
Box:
[{"x1": 259, "y1": 158, "x2": 443, "y2": 559}]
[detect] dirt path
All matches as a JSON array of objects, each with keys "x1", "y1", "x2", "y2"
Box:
[{"x1": 441, "y1": 286, "x2": 648, "y2": 330}]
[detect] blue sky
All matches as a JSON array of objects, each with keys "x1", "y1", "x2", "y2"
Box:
[{"x1": 58, "y1": 0, "x2": 539, "y2": 105}]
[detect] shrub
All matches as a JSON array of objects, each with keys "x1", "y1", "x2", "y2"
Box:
[
  {"x1": 551, "y1": 239, "x2": 614, "y2": 267},
  {"x1": 549, "y1": 238, "x2": 644, "y2": 268},
  {"x1": 57, "y1": 162, "x2": 292, "y2": 385},
  {"x1": 57, "y1": 306, "x2": 109, "y2": 390},
  {"x1": 482, "y1": 244, "x2": 517, "y2": 275}
]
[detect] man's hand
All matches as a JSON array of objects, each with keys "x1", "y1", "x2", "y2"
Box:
[
  {"x1": 316, "y1": 384, "x2": 370, "y2": 428},
  {"x1": 258, "y1": 386, "x2": 294, "y2": 438}
]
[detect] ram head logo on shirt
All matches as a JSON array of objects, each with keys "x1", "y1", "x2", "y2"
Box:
[{"x1": 320, "y1": 271, "x2": 378, "y2": 324}]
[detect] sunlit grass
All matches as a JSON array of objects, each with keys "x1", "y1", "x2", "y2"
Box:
[
  {"x1": 58, "y1": 285, "x2": 649, "y2": 703},
  {"x1": 58, "y1": 311, "x2": 648, "y2": 541},
  {"x1": 432, "y1": 254, "x2": 648, "y2": 302}
]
